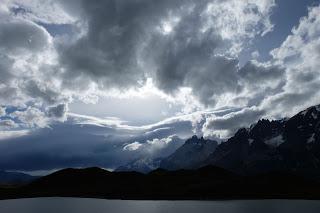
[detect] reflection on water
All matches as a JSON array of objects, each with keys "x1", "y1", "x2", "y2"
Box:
[{"x1": 0, "y1": 198, "x2": 320, "y2": 213}]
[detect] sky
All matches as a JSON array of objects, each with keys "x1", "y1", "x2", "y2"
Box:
[{"x1": 0, "y1": 0, "x2": 320, "y2": 173}]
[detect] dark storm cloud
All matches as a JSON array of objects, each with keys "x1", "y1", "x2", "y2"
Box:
[
  {"x1": 47, "y1": 103, "x2": 68, "y2": 119},
  {"x1": 239, "y1": 61, "x2": 285, "y2": 87},
  {"x1": 0, "y1": 54, "x2": 14, "y2": 84},
  {"x1": 57, "y1": 0, "x2": 272, "y2": 106},
  {"x1": 0, "y1": 0, "x2": 277, "y2": 122},
  {"x1": 0, "y1": 19, "x2": 50, "y2": 54},
  {"x1": 57, "y1": 0, "x2": 170, "y2": 89},
  {"x1": 23, "y1": 80, "x2": 64, "y2": 105}
]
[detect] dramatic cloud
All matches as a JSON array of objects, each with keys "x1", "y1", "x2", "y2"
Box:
[
  {"x1": 1, "y1": 0, "x2": 320, "y2": 172},
  {"x1": 56, "y1": 0, "x2": 275, "y2": 107},
  {"x1": 264, "y1": 5, "x2": 320, "y2": 117},
  {"x1": 203, "y1": 4, "x2": 320, "y2": 138},
  {"x1": 0, "y1": 0, "x2": 277, "y2": 125},
  {"x1": 0, "y1": 4, "x2": 70, "y2": 129}
]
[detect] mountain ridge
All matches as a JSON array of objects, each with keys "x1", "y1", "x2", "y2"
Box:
[
  {"x1": 2, "y1": 104, "x2": 320, "y2": 200},
  {"x1": 204, "y1": 104, "x2": 320, "y2": 175},
  {"x1": 115, "y1": 104, "x2": 320, "y2": 175}
]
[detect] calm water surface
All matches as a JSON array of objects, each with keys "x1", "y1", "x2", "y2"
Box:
[{"x1": 1, "y1": 198, "x2": 320, "y2": 213}]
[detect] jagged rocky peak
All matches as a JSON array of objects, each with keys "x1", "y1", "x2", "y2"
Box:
[
  {"x1": 298, "y1": 105, "x2": 320, "y2": 118},
  {"x1": 249, "y1": 119, "x2": 284, "y2": 141},
  {"x1": 204, "y1": 104, "x2": 320, "y2": 175},
  {"x1": 290, "y1": 105, "x2": 320, "y2": 130},
  {"x1": 185, "y1": 135, "x2": 209, "y2": 144},
  {"x1": 231, "y1": 128, "x2": 250, "y2": 142}
]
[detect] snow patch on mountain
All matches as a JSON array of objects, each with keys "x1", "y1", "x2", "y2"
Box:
[{"x1": 264, "y1": 135, "x2": 284, "y2": 147}]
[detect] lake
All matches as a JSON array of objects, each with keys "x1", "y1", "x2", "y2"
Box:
[{"x1": 1, "y1": 198, "x2": 320, "y2": 213}]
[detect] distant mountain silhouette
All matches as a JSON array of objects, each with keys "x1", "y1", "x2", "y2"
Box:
[
  {"x1": 1, "y1": 166, "x2": 319, "y2": 200},
  {"x1": 0, "y1": 171, "x2": 39, "y2": 185}
]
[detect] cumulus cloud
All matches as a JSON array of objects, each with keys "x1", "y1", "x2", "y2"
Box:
[
  {"x1": 0, "y1": 3, "x2": 70, "y2": 128},
  {"x1": 23, "y1": 80, "x2": 67, "y2": 106},
  {"x1": 11, "y1": 107, "x2": 48, "y2": 128},
  {"x1": 203, "y1": 4, "x2": 320, "y2": 138},
  {"x1": 202, "y1": 4, "x2": 320, "y2": 138},
  {"x1": 0, "y1": 119, "x2": 18, "y2": 130},
  {"x1": 56, "y1": 0, "x2": 275, "y2": 107},
  {"x1": 264, "y1": 4, "x2": 320, "y2": 117},
  {"x1": 123, "y1": 135, "x2": 184, "y2": 158}
]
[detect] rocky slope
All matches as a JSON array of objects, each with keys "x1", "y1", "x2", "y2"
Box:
[
  {"x1": 160, "y1": 136, "x2": 218, "y2": 170},
  {"x1": 205, "y1": 105, "x2": 320, "y2": 175}
]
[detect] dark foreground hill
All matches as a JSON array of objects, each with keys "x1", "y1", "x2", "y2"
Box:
[{"x1": 1, "y1": 166, "x2": 320, "y2": 200}]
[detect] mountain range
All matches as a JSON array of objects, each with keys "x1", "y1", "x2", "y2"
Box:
[
  {"x1": 1, "y1": 104, "x2": 320, "y2": 200},
  {"x1": 206, "y1": 104, "x2": 320, "y2": 176},
  {"x1": 117, "y1": 104, "x2": 320, "y2": 176}
]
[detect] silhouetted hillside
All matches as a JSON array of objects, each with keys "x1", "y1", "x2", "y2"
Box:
[{"x1": 0, "y1": 165, "x2": 320, "y2": 200}]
